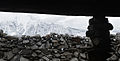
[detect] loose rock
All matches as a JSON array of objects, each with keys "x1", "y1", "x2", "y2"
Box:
[{"x1": 70, "y1": 58, "x2": 78, "y2": 61}]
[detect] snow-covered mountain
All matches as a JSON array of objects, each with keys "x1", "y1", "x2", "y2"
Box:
[
  {"x1": 0, "y1": 12, "x2": 119, "y2": 37},
  {"x1": 0, "y1": 12, "x2": 90, "y2": 36},
  {"x1": 0, "y1": 20, "x2": 85, "y2": 36}
]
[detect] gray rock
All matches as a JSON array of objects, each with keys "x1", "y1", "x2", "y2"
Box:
[
  {"x1": 54, "y1": 54, "x2": 60, "y2": 58},
  {"x1": 29, "y1": 40, "x2": 35, "y2": 45},
  {"x1": 38, "y1": 54, "x2": 43, "y2": 58},
  {"x1": 107, "y1": 54, "x2": 118, "y2": 61},
  {"x1": 23, "y1": 40, "x2": 29, "y2": 44},
  {"x1": 74, "y1": 51, "x2": 79, "y2": 57},
  {"x1": 25, "y1": 46, "x2": 31, "y2": 49},
  {"x1": 62, "y1": 52, "x2": 72, "y2": 59},
  {"x1": 53, "y1": 43, "x2": 59, "y2": 47},
  {"x1": 39, "y1": 59, "x2": 45, "y2": 61},
  {"x1": 117, "y1": 47, "x2": 120, "y2": 54},
  {"x1": 70, "y1": 58, "x2": 78, "y2": 61},
  {"x1": 46, "y1": 54, "x2": 53, "y2": 59},
  {"x1": 118, "y1": 58, "x2": 120, "y2": 61},
  {"x1": 60, "y1": 41, "x2": 65, "y2": 45},
  {"x1": 58, "y1": 45, "x2": 65, "y2": 49},
  {"x1": 0, "y1": 59, "x2": 6, "y2": 61},
  {"x1": 4, "y1": 51, "x2": 14, "y2": 60},
  {"x1": 52, "y1": 58, "x2": 60, "y2": 61},
  {"x1": 0, "y1": 51, "x2": 4, "y2": 59},
  {"x1": 12, "y1": 48, "x2": 20, "y2": 54},
  {"x1": 64, "y1": 42, "x2": 68, "y2": 48},
  {"x1": 0, "y1": 48, "x2": 10, "y2": 52},
  {"x1": 0, "y1": 38, "x2": 7, "y2": 42},
  {"x1": 32, "y1": 38, "x2": 37, "y2": 41},
  {"x1": 35, "y1": 50, "x2": 41, "y2": 54},
  {"x1": 116, "y1": 33, "x2": 120, "y2": 43},
  {"x1": 20, "y1": 49, "x2": 32, "y2": 55},
  {"x1": 36, "y1": 42, "x2": 42, "y2": 46},
  {"x1": 79, "y1": 53, "x2": 87, "y2": 59},
  {"x1": 20, "y1": 56, "x2": 29, "y2": 61},
  {"x1": 42, "y1": 40, "x2": 46, "y2": 43},
  {"x1": 60, "y1": 37, "x2": 65, "y2": 42},
  {"x1": 63, "y1": 52, "x2": 72, "y2": 56},
  {"x1": 41, "y1": 49, "x2": 50, "y2": 55},
  {"x1": 76, "y1": 45, "x2": 81, "y2": 48},
  {"x1": 39, "y1": 44, "x2": 46, "y2": 49},
  {"x1": 42, "y1": 56, "x2": 49, "y2": 61},
  {"x1": 60, "y1": 55, "x2": 66, "y2": 59},
  {"x1": 0, "y1": 42, "x2": 6, "y2": 46},
  {"x1": 66, "y1": 55, "x2": 72, "y2": 59},
  {"x1": 32, "y1": 52, "x2": 37, "y2": 57},
  {"x1": 53, "y1": 49, "x2": 58, "y2": 53},
  {"x1": 52, "y1": 40, "x2": 58, "y2": 43},
  {"x1": 31, "y1": 45, "x2": 39, "y2": 50},
  {"x1": 46, "y1": 41, "x2": 51, "y2": 48},
  {"x1": 17, "y1": 46, "x2": 24, "y2": 49},
  {"x1": 10, "y1": 55, "x2": 21, "y2": 61},
  {"x1": 5, "y1": 36, "x2": 18, "y2": 41}
]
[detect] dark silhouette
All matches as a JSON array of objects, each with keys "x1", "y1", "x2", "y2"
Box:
[{"x1": 86, "y1": 15, "x2": 113, "y2": 61}]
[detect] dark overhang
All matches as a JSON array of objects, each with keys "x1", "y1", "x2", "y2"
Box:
[{"x1": 0, "y1": 1, "x2": 120, "y2": 17}]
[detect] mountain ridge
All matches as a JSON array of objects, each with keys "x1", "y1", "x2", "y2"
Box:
[{"x1": 0, "y1": 20, "x2": 84, "y2": 36}]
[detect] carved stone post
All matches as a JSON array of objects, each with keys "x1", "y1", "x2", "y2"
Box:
[{"x1": 86, "y1": 15, "x2": 113, "y2": 61}]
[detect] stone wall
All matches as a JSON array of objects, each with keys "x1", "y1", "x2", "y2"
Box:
[
  {"x1": 0, "y1": 29, "x2": 120, "y2": 61},
  {"x1": 0, "y1": 30, "x2": 92, "y2": 61}
]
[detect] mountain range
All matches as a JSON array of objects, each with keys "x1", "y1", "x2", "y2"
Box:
[{"x1": 0, "y1": 20, "x2": 85, "y2": 36}]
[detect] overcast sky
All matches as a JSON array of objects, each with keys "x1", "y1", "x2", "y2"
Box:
[{"x1": 0, "y1": 12, "x2": 119, "y2": 35}]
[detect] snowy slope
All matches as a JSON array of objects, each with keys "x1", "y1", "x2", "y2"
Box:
[
  {"x1": 0, "y1": 20, "x2": 85, "y2": 36},
  {"x1": 0, "y1": 12, "x2": 90, "y2": 36},
  {"x1": 0, "y1": 12, "x2": 119, "y2": 37}
]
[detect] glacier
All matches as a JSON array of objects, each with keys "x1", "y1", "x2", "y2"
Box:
[
  {"x1": 0, "y1": 12, "x2": 119, "y2": 37},
  {"x1": 0, "y1": 20, "x2": 85, "y2": 36},
  {"x1": 0, "y1": 13, "x2": 87, "y2": 36}
]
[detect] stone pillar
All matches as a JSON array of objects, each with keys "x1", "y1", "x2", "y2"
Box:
[{"x1": 86, "y1": 15, "x2": 113, "y2": 61}]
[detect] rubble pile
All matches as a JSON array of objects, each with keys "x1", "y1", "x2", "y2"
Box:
[
  {"x1": 0, "y1": 29, "x2": 92, "y2": 61},
  {"x1": 2, "y1": 29, "x2": 120, "y2": 61},
  {"x1": 107, "y1": 33, "x2": 120, "y2": 61}
]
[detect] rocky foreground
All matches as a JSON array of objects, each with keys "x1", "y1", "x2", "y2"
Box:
[{"x1": 0, "y1": 29, "x2": 120, "y2": 61}]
